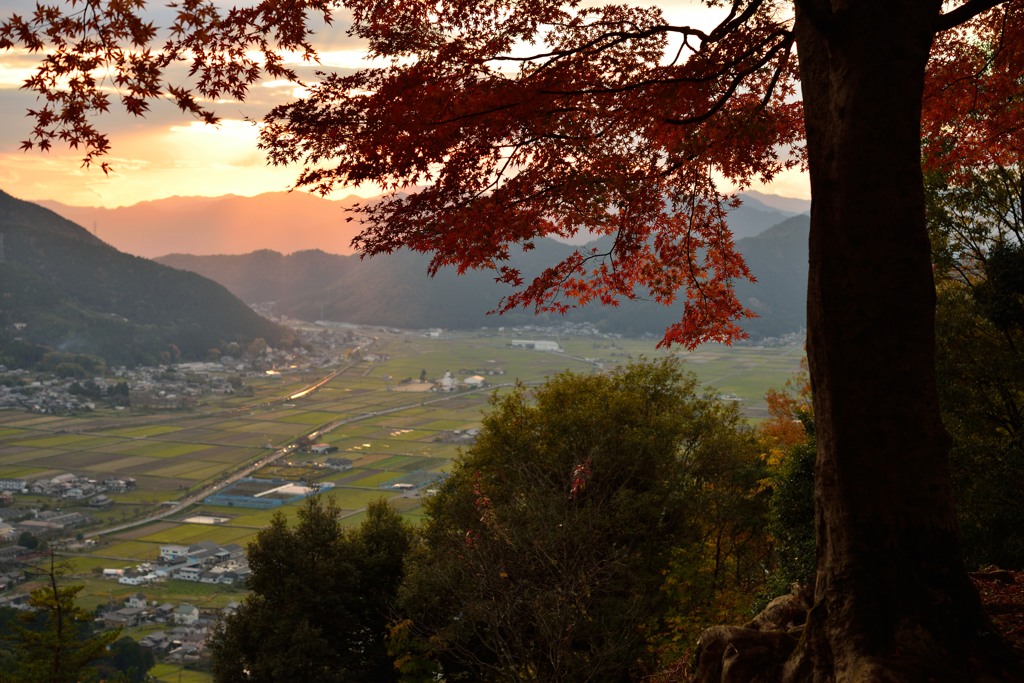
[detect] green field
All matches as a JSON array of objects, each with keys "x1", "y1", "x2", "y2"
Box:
[{"x1": 150, "y1": 664, "x2": 213, "y2": 683}]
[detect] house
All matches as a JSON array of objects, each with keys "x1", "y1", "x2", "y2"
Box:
[
  {"x1": 324, "y1": 457, "x2": 353, "y2": 471},
  {"x1": 0, "y1": 571, "x2": 24, "y2": 590},
  {"x1": 219, "y1": 543, "x2": 245, "y2": 560},
  {"x1": 510, "y1": 339, "x2": 562, "y2": 352},
  {"x1": 310, "y1": 443, "x2": 337, "y2": 455},
  {"x1": 220, "y1": 567, "x2": 251, "y2": 586},
  {"x1": 140, "y1": 631, "x2": 173, "y2": 653},
  {"x1": 435, "y1": 371, "x2": 458, "y2": 392},
  {"x1": 186, "y1": 540, "x2": 220, "y2": 565},
  {"x1": 17, "y1": 519, "x2": 61, "y2": 535},
  {"x1": 174, "y1": 604, "x2": 200, "y2": 626},
  {"x1": 125, "y1": 593, "x2": 148, "y2": 609},
  {"x1": 118, "y1": 574, "x2": 150, "y2": 586},
  {"x1": 103, "y1": 607, "x2": 145, "y2": 628},
  {"x1": 175, "y1": 566, "x2": 203, "y2": 582}
]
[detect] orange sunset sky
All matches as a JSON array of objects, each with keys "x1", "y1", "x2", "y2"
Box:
[{"x1": 0, "y1": 1, "x2": 809, "y2": 210}]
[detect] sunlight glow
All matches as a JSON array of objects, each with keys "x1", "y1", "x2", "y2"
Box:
[{"x1": 0, "y1": 1, "x2": 808, "y2": 209}]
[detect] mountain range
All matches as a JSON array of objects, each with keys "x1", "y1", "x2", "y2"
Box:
[
  {"x1": 0, "y1": 191, "x2": 292, "y2": 369},
  {"x1": 1, "y1": 188, "x2": 809, "y2": 372},
  {"x1": 40, "y1": 190, "x2": 808, "y2": 259},
  {"x1": 156, "y1": 214, "x2": 810, "y2": 341}
]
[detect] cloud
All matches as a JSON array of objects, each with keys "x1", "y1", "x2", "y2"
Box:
[{"x1": 0, "y1": 116, "x2": 390, "y2": 207}]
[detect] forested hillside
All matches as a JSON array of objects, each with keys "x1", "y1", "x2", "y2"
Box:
[{"x1": 0, "y1": 191, "x2": 293, "y2": 369}]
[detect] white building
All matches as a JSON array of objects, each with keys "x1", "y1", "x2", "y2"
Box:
[
  {"x1": 174, "y1": 604, "x2": 200, "y2": 625},
  {"x1": 159, "y1": 544, "x2": 189, "y2": 562},
  {"x1": 510, "y1": 339, "x2": 562, "y2": 352}
]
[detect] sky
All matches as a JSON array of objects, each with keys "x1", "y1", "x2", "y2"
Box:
[{"x1": 0, "y1": 1, "x2": 809, "y2": 209}]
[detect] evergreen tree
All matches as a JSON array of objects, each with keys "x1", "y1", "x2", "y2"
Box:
[
  {"x1": 209, "y1": 497, "x2": 413, "y2": 682},
  {"x1": 0, "y1": 556, "x2": 119, "y2": 683}
]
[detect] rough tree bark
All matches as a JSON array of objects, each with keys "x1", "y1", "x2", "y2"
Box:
[{"x1": 786, "y1": 1, "x2": 1020, "y2": 680}]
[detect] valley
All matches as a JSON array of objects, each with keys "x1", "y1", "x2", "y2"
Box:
[{"x1": 0, "y1": 324, "x2": 804, "y2": 619}]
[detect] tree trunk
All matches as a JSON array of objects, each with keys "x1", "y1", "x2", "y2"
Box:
[{"x1": 787, "y1": 1, "x2": 1020, "y2": 680}]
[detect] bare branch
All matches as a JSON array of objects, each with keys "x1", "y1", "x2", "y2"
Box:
[{"x1": 937, "y1": 0, "x2": 1009, "y2": 31}]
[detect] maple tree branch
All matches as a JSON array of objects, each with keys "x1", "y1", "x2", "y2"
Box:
[
  {"x1": 937, "y1": 0, "x2": 1009, "y2": 31},
  {"x1": 536, "y1": 28, "x2": 792, "y2": 98},
  {"x1": 489, "y1": 24, "x2": 710, "y2": 64},
  {"x1": 707, "y1": 0, "x2": 769, "y2": 43},
  {"x1": 663, "y1": 31, "x2": 793, "y2": 126},
  {"x1": 429, "y1": 100, "x2": 522, "y2": 126}
]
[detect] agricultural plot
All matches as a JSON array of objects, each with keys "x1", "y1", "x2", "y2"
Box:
[
  {"x1": 0, "y1": 465, "x2": 53, "y2": 479},
  {"x1": 149, "y1": 461, "x2": 230, "y2": 481},
  {"x1": 104, "y1": 424, "x2": 183, "y2": 438},
  {"x1": 0, "y1": 413, "x2": 70, "y2": 428},
  {"x1": 151, "y1": 664, "x2": 212, "y2": 683},
  {"x1": 95, "y1": 539, "x2": 164, "y2": 561},
  {"x1": 337, "y1": 470, "x2": 407, "y2": 488},
  {"x1": 138, "y1": 523, "x2": 256, "y2": 547},
  {"x1": 114, "y1": 441, "x2": 217, "y2": 459},
  {"x1": 0, "y1": 445, "x2": 62, "y2": 462},
  {"x1": 275, "y1": 410, "x2": 344, "y2": 425},
  {"x1": 8, "y1": 433, "x2": 115, "y2": 449},
  {"x1": 368, "y1": 455, "x2": 421, "y2": 470}
]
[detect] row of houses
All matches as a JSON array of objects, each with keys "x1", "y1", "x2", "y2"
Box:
[
  {"x1": 102, "y1": 594, "x2": 240, "y2": 663},
  {"x1": 14, "y1": 510, "x2": 92, "y2": 538},
  {"x1": 161, "y1": 541, "x2": 250, "y2": 585},
  {"x1": 102, "y1": 599, "x2": 203, "y2": 629},
  {"x1": 100, "y1": 540, "x2": 251, "y2": 587},
  {"x1": 0, "y1": 473, "x2": 136, "y2": 498}
]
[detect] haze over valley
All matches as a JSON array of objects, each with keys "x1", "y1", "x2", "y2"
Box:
[{"x1": 26, "y1": 189, "x2": 811, "y2": 345}]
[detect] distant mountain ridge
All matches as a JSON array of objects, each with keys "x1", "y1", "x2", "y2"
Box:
[
  {"x1": 157, "y1": 214, "x2": 810, "y2": 340},
  {"x1": 40, "y1": 190, "x2": 807, "y2": 258},
  {"x1": 0, "y1": 191, "x2": 292, "y2": 368},
  {"x1": 39, "y1": 192, "x2": 368, "y2": 258}
]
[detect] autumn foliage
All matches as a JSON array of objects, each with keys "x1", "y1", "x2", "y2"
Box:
[
  {"x1": 1, "y1": 1, "x2": 809, "y2": 347},
  {"x1": 4, "y1": 2, "x2": 1024, "y2": 348}
]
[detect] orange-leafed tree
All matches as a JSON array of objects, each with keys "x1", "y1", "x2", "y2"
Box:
[{"x1": 5, "y1": 0, "x2": 1024, "y2": 679}]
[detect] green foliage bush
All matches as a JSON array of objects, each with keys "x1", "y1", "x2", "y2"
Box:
[
  {"x1": 394, "y1": 360, "x2": 769, "y2": 681},
  {"x1": 928, "y1": 167, "x2": 1024, "y2": 569}
]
